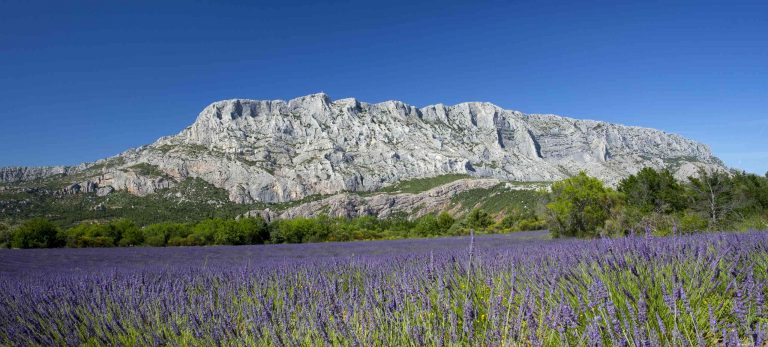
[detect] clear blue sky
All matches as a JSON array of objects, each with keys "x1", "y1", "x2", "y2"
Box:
[{"x1": 1, "y1": 1, "x2": 766, "y2": 174}]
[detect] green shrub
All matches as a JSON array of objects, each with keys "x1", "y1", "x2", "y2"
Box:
[
  {"x1": 62, "y1": 219, "x2": 142, "y2": 247},
  {"x1": 236, "y1": 217, "x2": 269, "y2": 244},
  {"x1": 413, "y1": 214, "x2": 441, "y2": 237},
  {"x1": 271, "y1": 217, "x2": 328, "y2": 243},
  {"x1": 0, "y1": 223, "x2": 11, "y2": 248},
  {"x1": 142, "y1": 222, "x2": 192, "y2": 246},
  {"x1": 112, "y1": 219, "x2": 141, "y2": 246},
  {"x1": 514, "y1": 217, "x2": 547, "y2": 231},
  {"x1": 546, "y1": 172, "x2": 621, "y2": 238},
  {"x1": 730, "y1": 213, "x2": 768, "y2": 232},
  {"x1": 465, "y1": 208, "x2": 493, "y2": 230},
  {"x1": 599, "y1": 206, "x2": 645, "y2": 237},
  {"x1": 676, "y1": 212, "x2": 709, "y2": 233},
  {"x1": 10, "y1": 219, "x2": 63, "y2": 248},
  {"x1": 496, "y1": 209, "x2": 545, "y2": 232}
]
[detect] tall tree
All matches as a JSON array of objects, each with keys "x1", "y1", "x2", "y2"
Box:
[{"x1": 687, "y1": 169, "x2": 735, "y2": 230}]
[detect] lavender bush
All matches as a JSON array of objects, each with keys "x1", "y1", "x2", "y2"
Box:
[{"x1": 1, "y1": 230, "x2": 766, "y2": 346}]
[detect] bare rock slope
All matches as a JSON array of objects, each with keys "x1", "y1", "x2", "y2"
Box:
[{"x1": 1, "y1": 93, "x2": 725, "y2": 205}]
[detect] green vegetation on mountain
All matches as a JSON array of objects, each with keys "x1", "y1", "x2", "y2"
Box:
[
  {"x1": 0, "y1": 178, "x2": 258, "y2": 227},
  {"x1": 449, "y1": 183, "x2": 542, "y2": 215},
  {"x1": 377, "y1": 174, "x2": 471, "y2": 194},
  {"x1": 123, "y1": 163, "x2": 168, "y2": 178},
  {"x1": 2, "y1": 168, "x2": 767, "y2": 249}
]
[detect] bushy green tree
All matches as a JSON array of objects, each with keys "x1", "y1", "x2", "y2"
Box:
[
  {"x1": 413, "y1": 214, "x2": 451, "y2": 237},
  {"x1": 497, "y1": 209, "x2": 545, "y2": 232},
  {"x1": 731, "y1": 171, "x2": 768, "y2": 214},
  {"x1": 10, "y1": 218, "x2": 63, "y2": 248},
  {"x1": 112, "y1": 219, "x2": 141, "y2": 246},
  {"x1": 618, "y1": 168, "x2": 685, "y2": 213},
  {"x1": 142, "y1": 222, "x2": 192, "y2": 246},
  {"x1": 546, "y1": 172, "x2": 621, "y2": 238},
  {"x1": 237, "y1": 217, "x2": 269, "y2": 244},
  {"x1": 465, "y1": 208, "x2": 493, "y2": 230},
  {"x1": 271, "y1": 217, "x2": 328, "y2": 243},
  {"x1": 437, "y1": 212, "x2": 456, "y2": 232}
]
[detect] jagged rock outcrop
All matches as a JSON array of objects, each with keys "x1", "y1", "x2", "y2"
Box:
[
  {"x1": 1, "y1": 93, "x2": 727, "y2": 203},
  {"x1": 0, "y1": 166, "x2": 78, "y2": 183}
]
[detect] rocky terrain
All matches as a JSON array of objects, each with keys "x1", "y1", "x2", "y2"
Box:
[
  {"x1": 0, "y1": 166, "x2": 80, "y2": 183},
  {"x1": 0, "y1": 93, "x2": 726, "y2": 221}
]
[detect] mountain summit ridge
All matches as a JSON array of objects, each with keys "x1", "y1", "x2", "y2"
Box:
[{"x1": 1, "y1": 93, "x2": 725, "y2": 204}]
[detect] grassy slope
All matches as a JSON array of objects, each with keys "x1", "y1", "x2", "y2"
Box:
[
  {"x1": 0, "y1": 178, "x2": 258, "y2": 227},
  {"x1": 449, "y1": 183, "x2": 544, "y2": 216},
  {"x1": 376, "y1": 174, "x2": 471, "y2": 194}
]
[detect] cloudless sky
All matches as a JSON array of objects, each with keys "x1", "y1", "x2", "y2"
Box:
[{"x1": 1, "y1": 0, "x2": 766, "y2": 174}]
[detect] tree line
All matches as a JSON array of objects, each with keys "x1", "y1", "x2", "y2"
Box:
[
  {"x1": 0, "y1": 207, "x2": 545, "y2": 249},
  {"x1": 546, "y1": 168, "x2": 768, "y2": 238},
  {"x1": 2, "y1": 167, "x2": 766, "y2": 248}
]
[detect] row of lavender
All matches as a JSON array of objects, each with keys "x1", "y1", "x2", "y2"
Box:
[{"x1": 1, "y1": 231, "x2": 766, "y2": 346}]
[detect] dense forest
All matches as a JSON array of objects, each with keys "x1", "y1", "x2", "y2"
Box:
[{"x1": 2, "y1": 168, "x2": 767, "y2": 248}]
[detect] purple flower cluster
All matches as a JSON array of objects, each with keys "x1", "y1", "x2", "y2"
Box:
[{"x1": 1, "y1": 230, "x2": 766, "y2": 346}]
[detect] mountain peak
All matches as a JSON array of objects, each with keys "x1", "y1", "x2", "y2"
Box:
[{"x1": 1, "y1": 94, "x2": 728, "y2": 205}]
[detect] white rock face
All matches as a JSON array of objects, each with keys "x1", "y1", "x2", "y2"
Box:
[
  {"x1": 0, "y1": 166, "x2": 76, "y2": 183},
  {"x1": 0, "y1": 93, "x2": 727, "y2": 203}
]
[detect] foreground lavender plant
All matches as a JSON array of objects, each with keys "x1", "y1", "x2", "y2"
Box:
[{"x1": 1, "y1": 230, "x2": 766, "y2": 346}]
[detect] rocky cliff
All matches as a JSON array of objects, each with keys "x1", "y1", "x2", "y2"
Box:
[
  {"x1": 0, "y1": 93, "x2": 726, "y2": 204},
  {"x1": 0, "y1": 166, "x2": 79, "y2": 183}
]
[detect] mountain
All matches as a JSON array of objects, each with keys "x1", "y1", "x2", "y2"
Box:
[{"x1": 0, "y1": 93, "x2": 726, "y2": 224}]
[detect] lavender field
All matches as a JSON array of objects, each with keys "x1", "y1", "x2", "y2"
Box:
[{"x1": 1, "y1": 230, "x2": 767, "y2": 346}]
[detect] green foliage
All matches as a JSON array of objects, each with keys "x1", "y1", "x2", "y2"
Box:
[
  {"x1": 0, "y1": 223, "x2": 10, "y2": 248},
  {"x1": 465, "y1": 208, "x2": 493, "y2": 230},
  {"x1": 618, "y1": 168, "x2": 685, "y2": 213},
  {"x1": 496, "y1": 209, "x2": 546, "y2": 232},
  {"x1": 687, "y1": 169, "x2": 736, "y2": 230},
  {"x1": 412, "y1": 212, "x2": 455, "y2": 237},
  {"x1": 10, "y1": 218, "x2": 63, "y2": 248},
  {"x1": 676, "y1": 211, "x2": 709, "y2": 233},
  {"x1": 62, "y1": 219, "x2": 140, "y2": 247},
  {"x1": 84, "y1": 157, "x2": 126, "y2": 172},
  {"x1": 546, "y1": 172, "x2": 621, "y2": 238},
  {"x1": 271, "y1": 217, "x2": 330, "y2": 243},
  {"x1": 117, "y1": 219, "x2": 144, "y2": 247},
  {"x1": 513, "y1": 217, "x2": 547, "y2": 232},
  {"x1": 599, "y1": 205, "x2": 646, "y2": 237},
  {"x1": 450, "y1": 184, "x2": 542, "y2": 215},
  {"x1": 559, "y1": 168, "x2": 768, "y2": 237},
  {"x1": 237, "y1": 217, "x2": 270, "y2": 244},
  {"x1": 731, "y1": 171, "x2": 768, "y2": 214},
  {"x1": 731, "y1": 213, "x2": 768, "y2": 231},
  {"x1": 124, "y1": 163, "x2": 168, "y2": 178},
  {"x1": 141, "y1": 222, "x2": 192, "y2": 246},
  {"x1": 7, "y1": 166, "x2": 768, "y2": 247},
  {"x1": 0, "y1": 177, "x2": 259, "y2": 227},
  {"x1": 378, "y1": 174, "x2": 470, "y2": 194}
]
